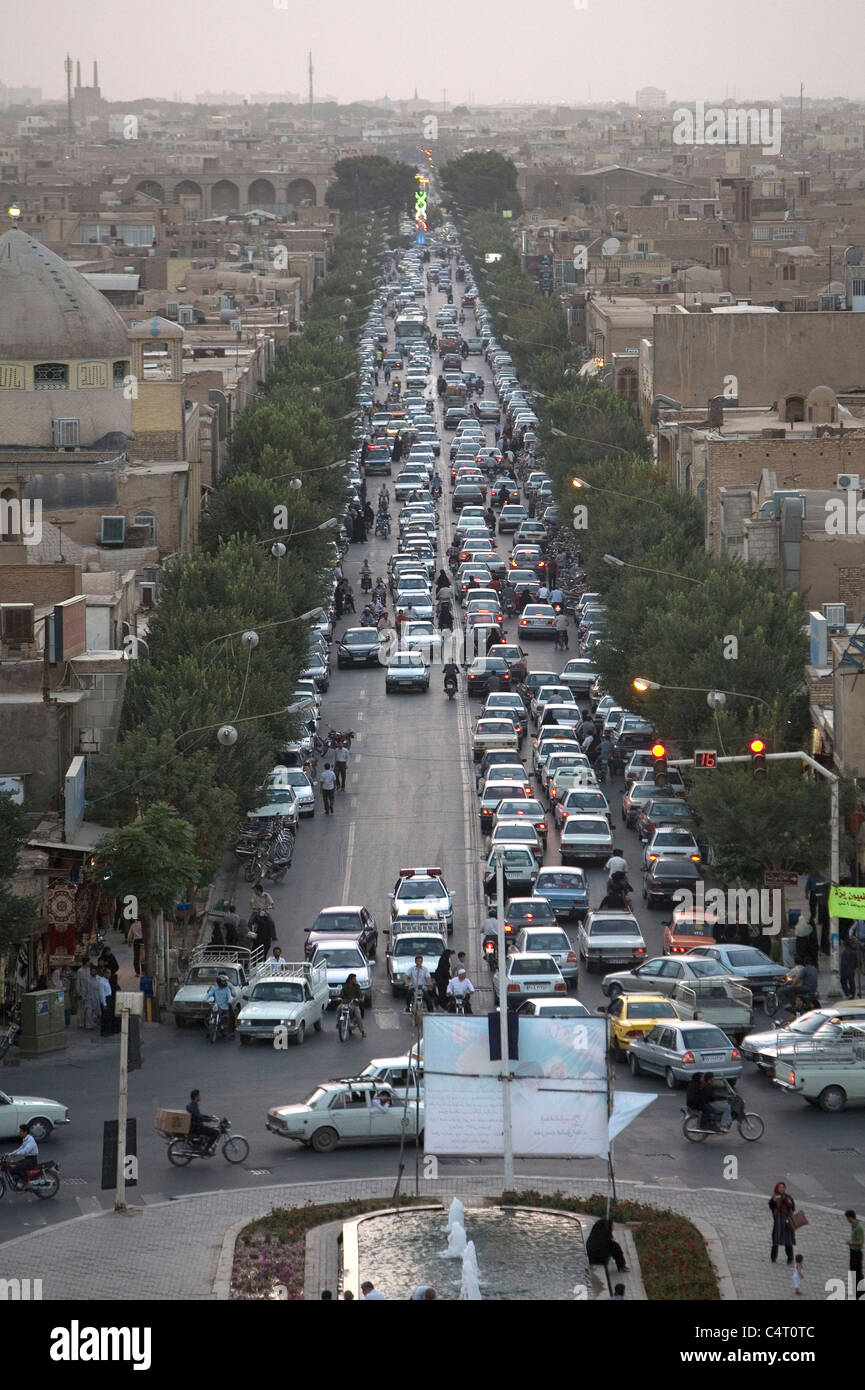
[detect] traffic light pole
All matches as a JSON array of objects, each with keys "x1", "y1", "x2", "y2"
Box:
[{"x1": 669, "y1": 750, "x2": 841, "y2": 997}]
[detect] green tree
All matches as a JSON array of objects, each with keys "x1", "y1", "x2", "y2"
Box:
[
  {"x1": 96, "y1": 804, "x2": 200, "y2": 1002},
  {"x1": 685, "y1": 768, "x2": 837, "y2": 885},
  {"x1": 441, "y1": 152, "x2": 523, "y2": 216},
  {"x1": 0, "y1": 796, "x2": 38, "y2": 953},
  {"x1": 325, "y1": 156, "x2": 416, "y2": 215}
]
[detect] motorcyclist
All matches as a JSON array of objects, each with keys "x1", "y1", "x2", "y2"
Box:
[
  {"x1": 377, "y1": 484, "x2": 390, "y2": 509},
  {"x1": 205, "y1": 972, "x2": 237, "y2": 1034},
  {"x1": 702, "y1": 1072, "x2": 733, "y2": 1132},
  {"x1": 443, "y1": 659, "x2": 460, "y2": 693},
  {"x1": 600, "y1": 872, "x2": 633, "y2": 911},
  {"x1": 431, "y1": 472, "x2": 443, "y2": 501},
  {"x1": 339, "y1": 973, "x2": 366, "y2": 1038},
  {"x1": 360, "y1": 604, "x2": 376, "y2": 627},
  {"x1": 6, "y1": 1124, "x2": 38, "y2": 1186},
  {"x1": 186, "y1": 1089, "x2": 220, "y2": 1151},
  {"x1": 360, "y1": 559, "x2": 372, "y2": 591},
  {"x1": 446, "y1": 967, "x2": 475, "y2": 1013},
  {"x1": 404, "y1": 956, "x2": 436, "y2": 1014}
]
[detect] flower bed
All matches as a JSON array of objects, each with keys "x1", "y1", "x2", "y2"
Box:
[
  {"x1": 499, "y1": 1190, "x2": 720, "y2": 1301},
  {"x1": 231, "y1": 1198, "x2": 426, "y2": 1300}
]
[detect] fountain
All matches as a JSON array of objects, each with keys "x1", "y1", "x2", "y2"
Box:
[
  {"x1": 459, "y1": 1241, "x2": 482, "y2": 1300},
  {"x1": 443, "y1": 1219, "x2": 467, "y2": 1258},
  {"x1": 445, "y1": 1196, "x2": 465, "y2": 1232}
]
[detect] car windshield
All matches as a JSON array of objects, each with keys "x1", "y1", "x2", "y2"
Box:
[
  {"x1": 494, "y1": 823, "x2": 536, "y2": 840},
  {"x1": 344, "y1": 632, "x2": 375, "y2": 646},
  {"x1": 523, "y1": 932, "x2": 569, "y2": 950},
  {"x1": 397, "y1": 880, "x2": 444, "y2": 900},
  {"x1": 251, "y1": 982, "x2": 304, "y2": 1002},
  {"x1": 279, "y1": 770, "x2": 309, "y2": 788},
  {"x1": 655, "y1": 831, "x2": 696, "y2": 845},
  {"x1": 312, "y1": 914, "x2": 361, "y2": 932},
  {"x1": 655, "y1": 862, "x2": 699, "y2": 879},
  {"x1": 500, "y1": 801, "x2": 542, "y2": 817},
  {"x1": 510, "y1": 957, "x2": 557, "y2": 977},
  {"x1": 394, "y1": 937, "x2": 445, "y2": 956},
  {"x1": 565, "y1": 819, "x2": 608, "y2": 834},
  {"x1": 537, "y1": 871, "x2": 585, "y2": 889},
  {"x1": 627, "y1": 1001, "x2": 677, "y2": 1019},
  {"x1": 313, "y1": 949, "x2": 364, "y2": 968},
  {"x1": 590, "y1": 920, "x2": 637, "y2": 936},
  {"x1": 724, "y1": 948, "x2": 770, "y2": 966},
  {"x1": 186, "y1": 966, "x2": 239, "y2": 984},
  {"x1": 681, "y1": 1028, "x2": 730, "y2": 1049},
  {"x1": 392, "y1": 654, "x2": 424, "y2": 668},
  {"x1": 648, "y1": 803, "x2": 690, "y2": 819}
]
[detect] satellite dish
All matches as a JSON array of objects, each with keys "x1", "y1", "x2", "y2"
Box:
[
  {"x1": 601, "y1": 237, "x2": 621, "y2": 257},
  {"x1": 845, "y1": 247, "x2": 863, "y2": 265}
]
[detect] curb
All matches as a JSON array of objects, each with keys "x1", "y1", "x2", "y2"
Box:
[
  {"x1": 212, "y1": 1208, "x2": 272, "y2": 1300},
  {"x1": 690, "y1": 1215, "x2": 738, "y2": 1300}
]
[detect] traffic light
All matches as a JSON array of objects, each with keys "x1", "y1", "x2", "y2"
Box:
[
  {"x1": 750, "y1": 738, "x2": 767, "y2": 779},
  {"x1": 651, "y1": 742, "x2": 668, "y2": 787}
]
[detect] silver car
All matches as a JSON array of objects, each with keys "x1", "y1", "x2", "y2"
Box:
[
  {"x1": 601, "y1": 954, "x2": 740, "y2": 1000},
  {"x1": 310, "y1": 939, "x2": 373, "y2": 1009},
  {"x1": 513, "y1": 925, "x2": 579, "y2": 983},
  {"x1": 578, "y1": 911, "x2": 647, "y2": 972},
  {"x1": 627, "y1": 1020, "x2": 743, "y2": 1088}
]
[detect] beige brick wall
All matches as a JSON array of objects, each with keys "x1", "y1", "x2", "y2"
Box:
[{"x1": 0, "y1": 564, "x2": 81, "y2": 605}]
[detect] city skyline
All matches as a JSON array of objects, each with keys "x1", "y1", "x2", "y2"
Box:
[{"x1": 2, "y1": 0, "x2": 864, "y2": 109}]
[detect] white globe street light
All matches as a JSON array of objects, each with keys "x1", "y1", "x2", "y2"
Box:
[{"x1": 217, "y1": 725, "x2": 238, "y2": 746}]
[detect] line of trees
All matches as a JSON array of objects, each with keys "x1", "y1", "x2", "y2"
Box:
[{"x1": 88, "y1": 211, "x2": 392, "y2": 983}]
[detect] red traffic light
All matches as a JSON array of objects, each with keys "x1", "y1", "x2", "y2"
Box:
[
  {"x1": 749, "y1": 738, "x2": 766, "y2": 755},
  {"x1": 651, "y1": 743, "x2": 666, "y2": 759}
]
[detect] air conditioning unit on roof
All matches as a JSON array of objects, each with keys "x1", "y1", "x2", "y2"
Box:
[{"x1": 837, "y1": 473, "x2": 861, "y2": 491}]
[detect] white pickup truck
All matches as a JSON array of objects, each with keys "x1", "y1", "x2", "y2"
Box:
[{"x1": 237, "y1": 961, "x2": 329, "y2": 1047}]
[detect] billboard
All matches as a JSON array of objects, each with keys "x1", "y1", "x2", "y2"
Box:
[
  {"x1": 424, "y1": 1015, "x2": 610, "y2": 1158},
  {"x1": 54, "y1": 595, "x2": 87, "y2": 661}
]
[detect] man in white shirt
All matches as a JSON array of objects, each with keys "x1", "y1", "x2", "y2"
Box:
[
  {"x1": 8, "y1": 1124, "x2": 38, "y2": 1185},
  {"x1": 320, "y1": 764, "x2": 336, "y2": 814},
  {"x1": 361, "y1": 1281, "x2": 387, "y2": 1299},
  {"x1": 404, "y1": 957, "x2": 436, "y2": 1014},
  {"x1": 266, "y1": 946, "x2": 288, "y2": 970},
  {"x1": 605, "y1": 851, "x2": 629, "y2": 879},
  {"x1": 447, "y1": 968, "x2": 475, "y2": 1013},
  {"x1": 334, "y1": 743, "x2": 350, "y2": 791}
]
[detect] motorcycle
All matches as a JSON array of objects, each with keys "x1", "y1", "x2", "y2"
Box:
[
  {"x1": 444, "y1": 674, "x2": 458, "y2": 700},
  {"x1": 0, "y1": 1155, "x2": 61, "y2": 1200},
  {"x1": 375, "y1": 514, "x2": 391, "y2": 538},
  {"x1": 425, "y1": 399, "x2": 434, "y2": 414},
  {"x1": 165, "y1": 1117, "x2": 250, "y2": 1166},
  {"x1": 206, "y1": 1003, "x2": 233, "y2": 1044},
  {"x1": 483, "y1": 934, "x2": 498, "y2": 969},
  {"x1": 336, "y1": 999, "x2": 364, "y2": 1042},
  {"x1": 448, "y1": 992, "x2": 472, "y2": 1015},
  {"x1": 327, "y1": 728, "x2": 355, "y2": 750},
  {"x1": 681, "y1": 1107, "x2": 764, "y2": 1143},
  {"x1": 360, "y1": 571, "x2": 373, "y2": 592},
  {"x1": 263, "y1": 829, "x2": 295, "y2": 883}
]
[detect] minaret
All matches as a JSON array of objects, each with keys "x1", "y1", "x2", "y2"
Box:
[
  {"x1": 65, "y1": 54, "x2": 74, "y2": 140},
  {"x1": 93, "y1": 60, "x2": 99, "y2": 95},
  {"x1": 76, "y1": 60, "x2": 81, "y2": 92},
  {"x1": 308, "y1": 51, "x2": 313, "y2": 120}
]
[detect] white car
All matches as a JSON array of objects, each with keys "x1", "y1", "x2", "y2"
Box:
[
  {"x1": 488, "y1": 819, "x2": 543, "y2": 861},
  {"x1": 266, "y1": 766, "x2": 315, "y2": 817},
  {"x1": 560, "y1": 814, "x2": 614, "y2": 863},
  {"x1": 0, "y1": 1090, "x2": 70, "y2": 1141},
  {"x1": 643, "y1": 828, "x2": 702, "y2": 870},
  {"x1": 390, "y1": 867, "x2": 454, "y2": 934},
  {"x1": 385, "y1": 650, "x2": 431, "y2": 693},
  {"x1": 472, "y1": 718, "x2": 520, "y2": 763},
  {"x1": 401, "y1": 621, "x2": 442, "y2": 661},
  {"x1": 395, "y1": 588, "x2": 434, "y2": 621},
  {"x1": 311, "y1": 938, "x2": 373, "y2": 1008},
  {"x1": 266, "y1": 1081, "x2": 423, "y2": 1152},
  {"x1": 493, "y1": 952, "x2": 567, "y2": 1008}
]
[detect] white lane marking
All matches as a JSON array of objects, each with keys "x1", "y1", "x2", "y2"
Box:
[
  {"x1": 351, "y1": 772, "x2": 360, "y2": 784},
  {"x1": 356, "y1": 711, "x2": 365, "y2": 721},
  {"x1": 341, "y1": 822, "x2": 356, "y2": 901},
  {"x1": 358, "y1": 688, "x2": 366, "y2": 697}
]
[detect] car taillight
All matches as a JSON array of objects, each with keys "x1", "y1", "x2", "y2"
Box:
[
  {"x1": 789, "y1": 1070, "x2": 796, "y2": 1084},
  {"x1": 636, "y1": 947, "x2": 645, "y2": 954},
  {"x1": 507, "y1": 983, "x2": 519, "y2": 992},
  {"x1": 554, "y1": 982, "x2": 566, "y2": 992},
  {"x1": 567, "y1": 952, "x2": 577, "y2": 963},
  {"x1": 731, "y1": 1049, "x2": 740, "y2": 1060},
  {"x1": 626, "y1": 1029, "x2": 642, "y2": 1039},
  {"x1": 561, "y1": 811, "x2": 569, "y2": 820},
  {"x1": 681, "y1": 1052, "x2": 696, "y2": 1065},
  {"x1": 648, "y1": 854, "x2": 658, "y2": 862},
  {"x1": 690, "y1": 854, "x2": 700, "y2": 862},
  {"x1": 519, "y1": 619, "x2": 527, "y2": 626},
  {"x1": 538, "y1": 823, "x2": 546, "y2": 832}
]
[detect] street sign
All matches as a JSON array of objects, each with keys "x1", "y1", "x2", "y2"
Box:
[
  {"x1": 694, "y1": 750, "x2": 717, "y2": 769},
  {"x1": 502, "y1": 210, "x2": 513, "y2": 218},
  {"x1": 763, "y1": 870, "x2": 799, "y2": 888}
]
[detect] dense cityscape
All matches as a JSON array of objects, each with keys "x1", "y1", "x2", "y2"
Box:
[{"x1": 2, "y1": 0, "x2": 865, "y2": 1351}]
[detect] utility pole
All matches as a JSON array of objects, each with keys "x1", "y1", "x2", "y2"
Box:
[
  {"x1": 494, "y1": 850, "x2": 514, "y2": 1189},
  {"x1": 114, "y1": 991, "x2": 143, "y2": 1212}
]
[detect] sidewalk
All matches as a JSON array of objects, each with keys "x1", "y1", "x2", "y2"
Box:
[{"x1": 0, "y1": 1175, "x2": 852, "y2": 1302}]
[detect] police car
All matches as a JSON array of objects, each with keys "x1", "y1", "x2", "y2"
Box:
[{"x1": 389, "y1": 867, "x2": 455, "y2": 935}]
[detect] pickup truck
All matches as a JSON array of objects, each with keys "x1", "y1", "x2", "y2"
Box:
[
  {"x1": 773, "y1": 1026, "x2": 865, "y2": 1111},
  {"x1": 671, "y1": 977, "x2": 753, "y2": 1043},
  {"x1": 237, "y1": 961, "x2": 328, "y2": 1046},
  {"x1": 171, "y1": 946, "x2": 260, "y2": 1027}
]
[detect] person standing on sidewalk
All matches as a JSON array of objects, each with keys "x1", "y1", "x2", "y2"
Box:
[
  {"x1": 846, "y1": 1209, "x2": 864, "y2": 1296},
  {"x1": 769, "y1": 1181, "x2": 797, "y2": 1264},
  {"x1": 127, "y1": 917, "x2": 143, "y2": 976},
  {"x1": 96, "y1": 967, "x2": 113, "y2": 1037},
  {"x1": 334, "y1": 741, "x2": 350, "y2": 791},
  {"x1": 320, "y1": 763, "x2": 336, "y2": 815}
]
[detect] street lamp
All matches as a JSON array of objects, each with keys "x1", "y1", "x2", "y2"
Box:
[
  {"x1": 571, "y1": 477, "x2": 665, "y2": 512},
  {"x1": 633, "y1": 676, "x2": 770, "y2": 710},
  {"x1": 604, "y1": 553, "x2": 704, "y2": 582}
]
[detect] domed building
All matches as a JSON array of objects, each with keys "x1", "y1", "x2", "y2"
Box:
[{"x1": 0, "y1": 227, "x2": 133, "y2": 448}]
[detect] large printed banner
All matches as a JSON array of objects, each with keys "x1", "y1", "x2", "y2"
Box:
[
  {"x1": 829, "y1": 885, "x2": 865, "y2": 919},
  {"x1": 424, "y1": 1015, "x2": 614, "y2": 1158}
]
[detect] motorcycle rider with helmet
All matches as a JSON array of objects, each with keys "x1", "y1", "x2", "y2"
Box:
[
  {"x1": 205, "y1": 973, "x2": 237, "y2": 1034},
  {"x1": 443, "y1": 659, "x2": 460, "y2": 695}
]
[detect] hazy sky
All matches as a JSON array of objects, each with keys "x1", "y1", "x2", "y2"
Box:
[{"x1": 5, "y1": 0, "x2": 864, "y2": 108}]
